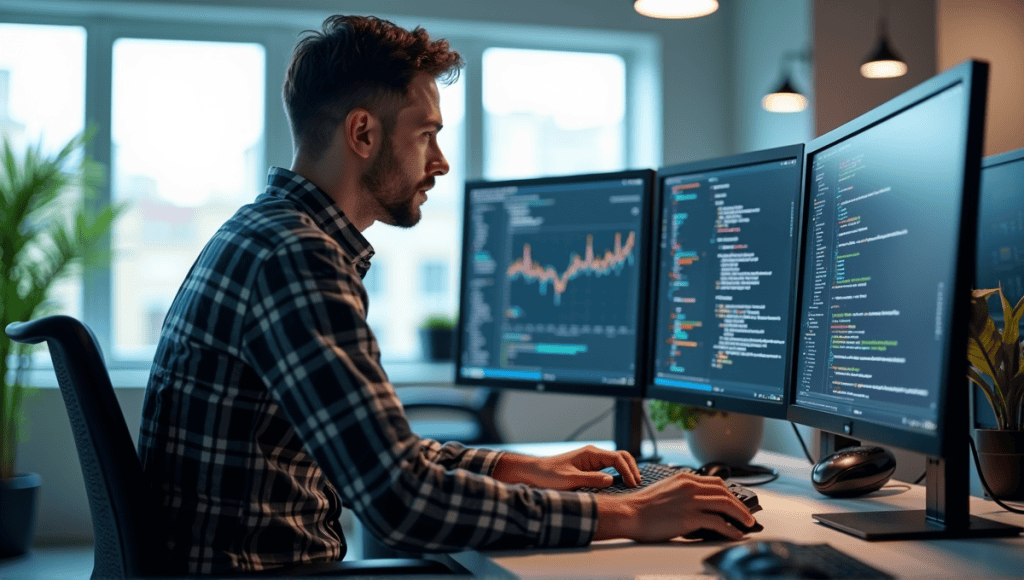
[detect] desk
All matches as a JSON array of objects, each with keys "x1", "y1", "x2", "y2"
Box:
[{"x1": 452, "y1": 440, "x2": 1024, "y2": 579}]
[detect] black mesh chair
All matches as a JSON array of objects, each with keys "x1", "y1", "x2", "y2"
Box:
[
  {"x1": 400, "y1": 386, "x2": 504, "y2": 446},
  {"x1": 4, "y1": 315, "x2": 467, "y2": 579}
]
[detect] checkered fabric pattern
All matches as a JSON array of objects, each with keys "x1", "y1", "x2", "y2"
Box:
[{"x1": 138, "y1": 167, "x2": 597, "y2": 575}]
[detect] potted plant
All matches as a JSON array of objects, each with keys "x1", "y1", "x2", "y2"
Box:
[
  {"x1": 649, "y1": 400, "x2": 765, "y2": 466},
  {"x1": 967, "y1": 286, "x2": 1024, "y2": 500},
  {"x1": 419, "y1": 313, "x2": 456, "y2": 362},
  {"x1": 0, "y1": 129, "x2": 123, "y2": 556}
]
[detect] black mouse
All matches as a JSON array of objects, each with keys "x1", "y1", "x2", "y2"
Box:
[
  {"x1": 682, "y1": 513, "x2": 764, "y2": 541},
  {"x1": 811, "y1": 446, "x2": 896, "y2": 497},
  {"x1": 697, "y1": 461, "x2": 731, "y2": 479},
  {"x1": 705, "y1": 540, "x2": 829, "y2": 579}
]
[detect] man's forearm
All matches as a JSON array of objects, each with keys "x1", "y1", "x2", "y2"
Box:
[{"x1": 490, "y1": 452, "x2": 537, "y2": 485}]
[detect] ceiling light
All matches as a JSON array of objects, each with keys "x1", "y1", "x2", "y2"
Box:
[
  {"x1": 634, "y1": 0, "x2": 719, "y2": 19},
  {"x1": 861, "y1": 2, "x2": 907, "y2": 79},
  {"x1": 762, "y1": 77, "x2": 808, "y2": 113}
]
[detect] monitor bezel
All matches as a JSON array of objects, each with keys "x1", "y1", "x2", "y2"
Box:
[
  {"x1": 982, "y1": 145, "x2": 1024, "y2": 171},
  {"x1": 454, "y1": 168, "x2": 656, "y2": 399},
  {"x1": 644, "y1": 144, "x2": 806, "y2": 420},
  {"x1": 786, "y1": 60, "x2": 989, "y2": 458}
]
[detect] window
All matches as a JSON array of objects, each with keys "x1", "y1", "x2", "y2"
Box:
[
  {"x1": 420, "y1": 262, "x2": 449, "y2": 295},
  {"x1": 483, "y1": 48, "x2": 627, "y2": 179},
  {"x1": 363, "y1": 258, "x2": 384, "y2": 295},
  {"x1": 110, "y1": 38, "x2": 265, "y2": 360},
  {"x1": 0, "y1": 23, "x2": 87, "y2": 321},
  {"x1": 2, "y1": 4, "x2": 657, "y2": 366}
]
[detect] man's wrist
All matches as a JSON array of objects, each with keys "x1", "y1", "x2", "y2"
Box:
[{"x1": 593, "y1": 495, "x2": 637, "y2": 541}]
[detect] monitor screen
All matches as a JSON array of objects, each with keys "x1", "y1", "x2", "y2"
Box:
[
  {"x1": 645, "y1": 145, "x2": 804, "y2": 419},
  {"x1": 786, "y1": 60, "x2": 1009, "y2": 541},
  {"x1": 789, "y1": 62, "x2": 987, "y2": 459},
  {"x1": 976, "y1": 147, "x2": 1024, "y2": 318},
  {"x1": 973, "y1": 147, "x2": 1024, "y2": 429},
  {"x1": 455, "y1": 170, "x2": 654, "y2": 398}
]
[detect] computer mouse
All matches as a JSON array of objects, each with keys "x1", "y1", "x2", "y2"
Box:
[
  {"x1": 697, "y1": 461, "x2": 731, "y2": 479},
  {"x1": 705, "y1": 541, "x2": 829, "y2": 579},
  {"x1": 811, "y1": 446, "x2": 896, "y2": 497},
  {"x1": 682, "y1": 513, "x2": 764, "y2": 541}
]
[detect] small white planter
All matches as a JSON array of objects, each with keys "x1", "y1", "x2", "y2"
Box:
[{"x1": 686, "y1": 412, "x2": 765, "y2": 466}]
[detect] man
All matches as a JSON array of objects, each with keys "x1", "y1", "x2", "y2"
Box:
[{"x1": 139, "y1": 15, "x2": 755, "y2": 575}]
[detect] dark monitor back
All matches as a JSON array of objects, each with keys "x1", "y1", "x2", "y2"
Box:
[
  {"x1": 973, "y1": 146, "x2": 1024, "y2": 429},
  {"x1": 788, "y1": 60, "x2": 988, "y2": 457},
  {"x1": 455, "y1": 170, "x2": 655, "y2": 398},
  {"x1": 645, "y1": 144, "x2": 805, "y2": 419}
]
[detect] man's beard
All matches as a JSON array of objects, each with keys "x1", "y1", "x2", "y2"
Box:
[{"x1": 360, "y1": 133, "x2": 431, "y2": 228}]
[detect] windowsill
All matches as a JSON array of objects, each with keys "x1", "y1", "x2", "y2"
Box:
[{"x1": 16, "y1": 360, "x2": 456, "y2": 389}]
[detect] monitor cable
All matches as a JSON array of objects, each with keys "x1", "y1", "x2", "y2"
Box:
[
  {"x1": 790, "y1": 421, "x2": 816, "y2": 465},
  {"x1": 563, "y1": 404, "x2": 615, "y2": 442},
  {"x1": 968, "y1": 434, "x2": 1024, "y2": 515}
]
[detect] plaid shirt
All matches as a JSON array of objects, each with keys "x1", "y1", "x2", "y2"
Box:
[{"x1": 138, "y1": 167, "x2": 597, "y2": 575}]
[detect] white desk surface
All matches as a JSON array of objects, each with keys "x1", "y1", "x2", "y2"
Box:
[{"x1": 452, "y1": 439, "x2": 1024, "y2": 579}]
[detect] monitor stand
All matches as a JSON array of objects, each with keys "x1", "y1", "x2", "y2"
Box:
[
  {"x1": 614, "y1": 399, "x2": 658, "y2": 462},
  {"x1": 812, "y1": 432, "x2": 1023, "y2": 540}
]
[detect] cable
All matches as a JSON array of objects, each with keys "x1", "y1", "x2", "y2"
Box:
[
  {"x1": 790, "y1": 422, "x2": 816, "y2": 465},
  {"x1": 725, "y1": 464, "x2": 779, "y2": 487},
  {"x1": 968, "y1": 434, "x2": 1024, "y2": 514},
  {"x1": 563, "y1": 404, "x2": 615, "y2": 442},
  {"x1": 913, "y1": 471, "x2": 926, "y2": 485}
]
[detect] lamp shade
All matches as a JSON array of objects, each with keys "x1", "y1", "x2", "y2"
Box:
[
  {"x1": 861, "y1": 34, "x2": 907, "y2": 78},
  {"x1": 634, "y1": 0, "x2": 719, "y2": 19},
  {"x1": 762, "y1": 77, "x2": 807, "y2": 113}
]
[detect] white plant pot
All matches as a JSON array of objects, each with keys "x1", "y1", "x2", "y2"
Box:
[{"x1": 686, "y1": 412, "x2": 765, "y2": 466}]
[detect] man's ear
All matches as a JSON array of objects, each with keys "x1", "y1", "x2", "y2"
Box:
[{"x1": 344, "y1": 108, "x2": 380, "y2": 160}]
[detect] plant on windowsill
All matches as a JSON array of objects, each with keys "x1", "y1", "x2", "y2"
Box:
[
  {"x1": 0, "y1": 128, "x2": 124, "y2": 556},
  {"x1": 419, "y1": 313, "x2": 456, "y2": 362},
  {"x1": 649, "y1": 400, "x2": 765, "y2": 466},
  {"x1": 967, "y1": 286, "x2": 1024, "y2": 500}
]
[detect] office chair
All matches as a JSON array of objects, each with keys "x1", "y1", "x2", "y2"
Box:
[
  {"x1": 4, "y1": 315, "x2": 465, "y2": 579},
  {"x1": 399, "y1": 386, "x2": 504, "y2": 445}
]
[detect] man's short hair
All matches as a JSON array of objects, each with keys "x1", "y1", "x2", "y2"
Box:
[{"x1": 283, "y1": 15, "x2": 464, "y2": 159}]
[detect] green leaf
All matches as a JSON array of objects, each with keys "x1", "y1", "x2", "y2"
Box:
[
  {"x1": 0, "y1": 126, "x2": 120, "y2": 478},
  {"x1": 969, "y1": 289, "x2": 1009, "y2": 388},
  {"x1": 968, "y1": 336, "x2": 1003, "y2": 387},
  {"x1": 969, "y1": 366, "x2": 1008, "y2": 429}
]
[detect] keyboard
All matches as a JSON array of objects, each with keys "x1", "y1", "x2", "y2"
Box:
[
  {"x1": 576, "y1": 463, "x2": 761, "y2": 513},
  {"x1": 704, "y1": 540, "x2": 895, "y2": 580}
]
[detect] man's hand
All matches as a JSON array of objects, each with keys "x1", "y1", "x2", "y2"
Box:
[
  {"x1": 594, "y1": 472, "x2": 756, "y2": 542},
  {"x1": 491, "y1": 445, "x2": 642, "y2": 490}
]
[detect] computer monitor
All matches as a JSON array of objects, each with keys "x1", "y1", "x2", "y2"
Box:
[
  {"x1": 455, "y1": 170, "x2": 655, "y2": 452},
  {"x1": 788, "y1": 60, "x2": 1019, "y2": 539},
  {"x1": 973, "y1": 146, "x2": 1024, "y2": 429},
  {"x1": 645, "y1": 145, "x2": 805, "y2": 421}
]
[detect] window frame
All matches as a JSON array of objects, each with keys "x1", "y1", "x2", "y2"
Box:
[{"x1": 2, "y1": 1, "x2": 660, "y2": 372}]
